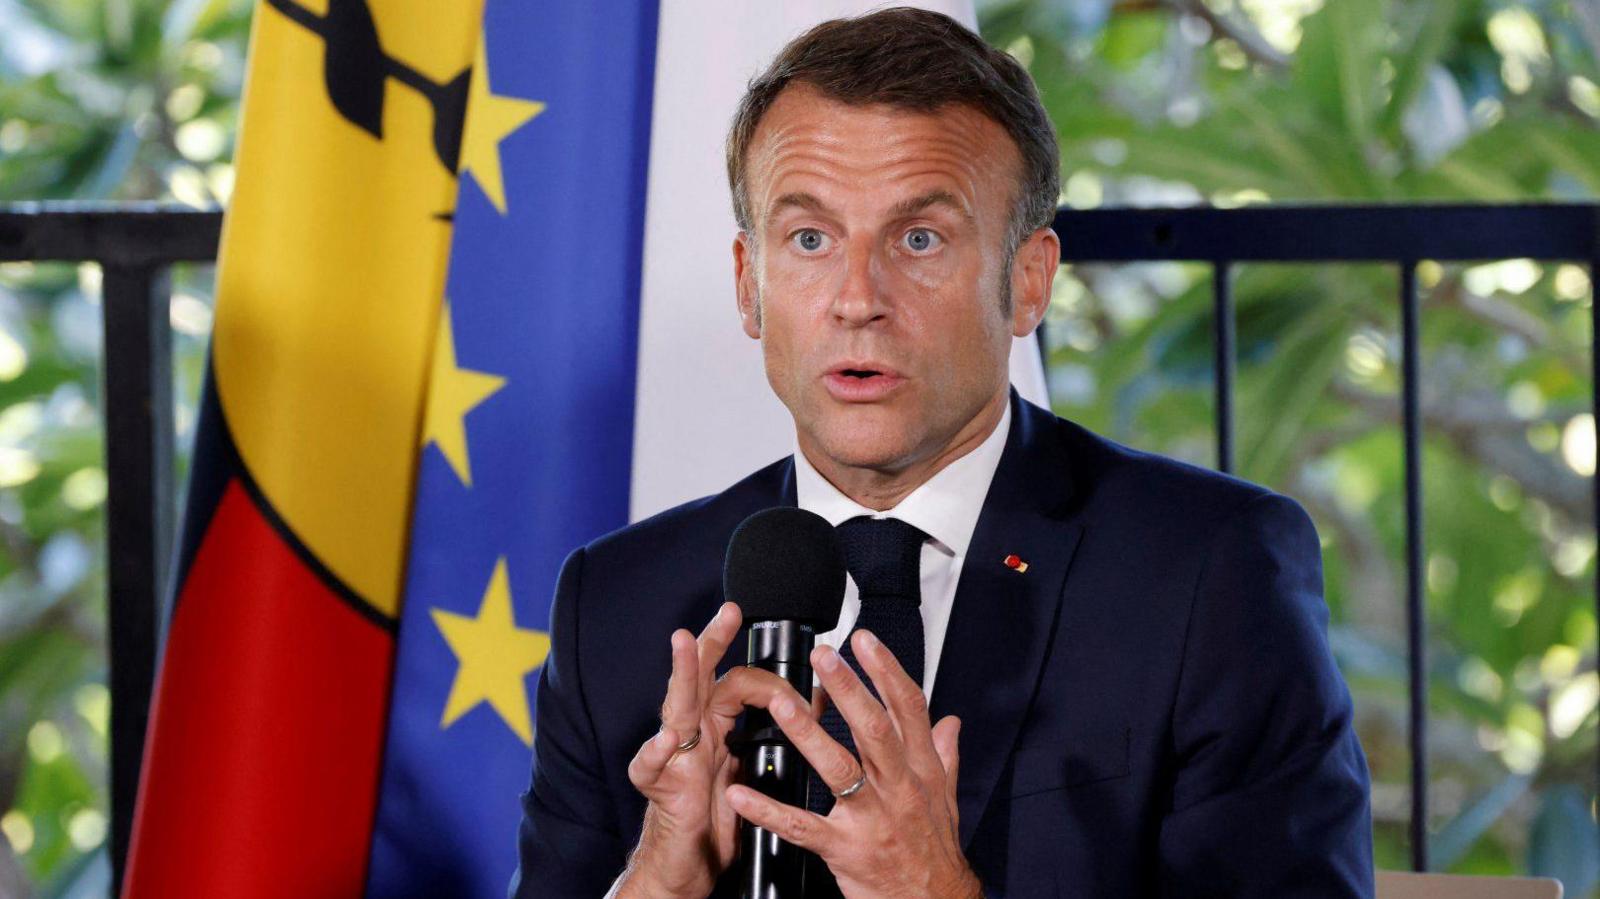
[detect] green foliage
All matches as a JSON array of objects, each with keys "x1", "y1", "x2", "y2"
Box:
[
  {"x1": 0, "y1": 0, "x2": 249, "y2": 892},
  {"x1": 981, "y1": 0, "x2": 1599, "y2": 888},
  {"x1": 0, "y1": 0, "x2": 250, "y2": 202}
]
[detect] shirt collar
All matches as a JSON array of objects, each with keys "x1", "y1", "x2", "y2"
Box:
[{"x1": 793, "y1": 401, "x2": 1011, "y2": 557}]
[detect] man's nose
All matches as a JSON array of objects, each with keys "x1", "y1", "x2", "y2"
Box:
[{"x1": 829, "y1": 236, "x2": 889, "y2": 327}]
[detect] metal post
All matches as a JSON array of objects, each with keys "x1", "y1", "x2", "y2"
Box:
[
  {"x1": 1399, "y1": 260, "x2": 1428, "y2": 872},
  {"x1": 100, "y1": 262, "x2": 174, "y2": 896},
  {"x1": 1213, "y1": 262, "x2": 1236, "y2": 474},
  {"x1": 1591, "y1": 251, "x2": 1600, "y2": 808}
]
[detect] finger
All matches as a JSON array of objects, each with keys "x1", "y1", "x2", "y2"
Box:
[
  {"x1": 852, "y1": 629, "x2": 944, "y2": 777},
  {"x1": 769, "y1": 691, "x2": 864, "y2": 800},
  {"x1": 812, "y1": 641, "x2": 908, "y2": 790},
  {"x1": 712, "y1": 752, "x2": 742, "y2": 842},
  {"x1": 853, "y1": 628, "x2": 932, "y2": 733},
  {"x1": 932, "y1": 715, "x2": 961, "y2": 822},
  {"x1": 696, "y1": 603, "x2": 743, "y2": 698},
  {"x1": 726, "y1": 785, "x2": 834, "y2": 855},
  {"x1": 627, "y1": 727, "x2": 682, "y2": 790},
  {"x1": 660, "y1": 630, "x2": 701, "y2": 740},
  {"x1": 705, "y1": 665, "x2": 808, "y2": 721}
]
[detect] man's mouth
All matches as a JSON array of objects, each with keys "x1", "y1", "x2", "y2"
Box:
[
  {"x1": 828, "y1": 360, "x2": 902, "y2": 379},
  {"x1": 823, "y1": 364, "x2": 906, "y2": 401}
]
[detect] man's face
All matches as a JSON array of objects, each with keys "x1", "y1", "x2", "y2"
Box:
[{"x1": 733, "y1": 84, "x2": 1054, "y2": 475}]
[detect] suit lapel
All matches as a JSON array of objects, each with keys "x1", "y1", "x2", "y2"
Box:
[{"x1": 930, "y1": 392, "x2": 1084, "y2": 848}]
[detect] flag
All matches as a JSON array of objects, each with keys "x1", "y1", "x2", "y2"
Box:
[
  {"x1": 361, "y1": 1, "x2": 658, "y2": 894},
  {"x1": 363, "y1": 1, "x2": 1041, "y2": 896},
  {"x1": 122, "y1": 0, "x2": 482, "y2": 894}
]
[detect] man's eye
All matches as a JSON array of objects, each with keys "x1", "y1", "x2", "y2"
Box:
[
  {"x1": 903, "y1": 228, "x2": 941, "y2": 252},
  {"x1": 792, "y1": 229, "x2": 826, "y2": 252}
]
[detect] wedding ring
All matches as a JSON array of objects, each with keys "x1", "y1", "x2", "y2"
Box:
[
  {"x1": 674, "y1": 729, "x2": 702, "y2": 753},
  {"x1": 833, "y1": 773, "x2": 868, "y2": 799}
]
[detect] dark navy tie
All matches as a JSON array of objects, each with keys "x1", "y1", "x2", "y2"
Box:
[{"x1": 808, "y1": 516, "x2": 927, "y2": 814}]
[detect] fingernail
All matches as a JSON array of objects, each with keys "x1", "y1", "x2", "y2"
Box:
[
  {"x1": 656, "y1": 730, "x2": 675, "y2": 749},
  {"x1": 816, "y1": 647, "x2": 841, "y2": 672},
  {"x1": 859, "y1": 630, "x2": 879, "y2": 651},
  {"x1": 773, "y1": 696, "x2": 796, "y2": 720}
]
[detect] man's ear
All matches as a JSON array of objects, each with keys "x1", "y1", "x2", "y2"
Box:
[
  {"x1": 1009, "y1": 226, "x2": 1059, "y2": 338},
  {"x1": 732, "y1": 232, "x2": 761, "y2": 339}
]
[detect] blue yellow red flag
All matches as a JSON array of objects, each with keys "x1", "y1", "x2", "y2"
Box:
[{"x1": 124, "y1": 0, "x2": 480, "y2": 895}]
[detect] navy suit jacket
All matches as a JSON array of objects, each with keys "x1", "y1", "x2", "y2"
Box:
[{"x1": 512, "y1": 393, "x2": 1374, "y2": 897}]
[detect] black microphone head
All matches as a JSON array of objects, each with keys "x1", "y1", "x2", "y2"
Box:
[{"x1": 724, "y1": 507, "x2": 846, "y2": 627}]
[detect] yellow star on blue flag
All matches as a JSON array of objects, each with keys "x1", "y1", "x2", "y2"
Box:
[
  {"x1": 459, "y1": 38, "x2": 545, "y2": 214},
  {"x1": 431, "y1": 558, "x2": 549, "y2": 745}
]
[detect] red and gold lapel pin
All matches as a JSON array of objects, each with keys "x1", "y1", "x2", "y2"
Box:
[{"x1": 1003, "y1": 554, "x2": 1028, "y2": 573}]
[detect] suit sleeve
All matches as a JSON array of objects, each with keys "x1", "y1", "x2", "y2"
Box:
[
  {"x1": 509, "y1": 547, "x2": 628, "y2": 898},
  {"x1": 1158, "y1": 493, "x2": 1374, "y2": 898}
]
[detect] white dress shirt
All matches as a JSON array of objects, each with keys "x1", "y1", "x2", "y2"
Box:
[{"x1": 793, "y1": 403, "x2": 1011, "y2": 697}]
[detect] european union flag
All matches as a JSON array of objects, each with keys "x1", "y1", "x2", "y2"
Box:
[{"x1": 364, "y1": 2, "x2": 660, "y2": 895}]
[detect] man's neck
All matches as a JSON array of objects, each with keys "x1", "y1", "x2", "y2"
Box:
[{"x1": 799, "y1": 390, "x2": 1010, "y2": 511}]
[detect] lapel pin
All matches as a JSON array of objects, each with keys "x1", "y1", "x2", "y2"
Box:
[{"x1": 1003, "y1": 554, "x2": 1028, "y2": 573}]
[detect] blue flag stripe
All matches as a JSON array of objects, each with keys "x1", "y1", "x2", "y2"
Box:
[{"x1": 366, "y1": 1, "x2": 662, "y2": 895}]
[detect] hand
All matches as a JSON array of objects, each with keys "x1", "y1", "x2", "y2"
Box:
[
  {"x1": 613, "y1": 603, "x2": 746, "y2": 899},
  {"x1": 718, "y1": 630, "x2": 982, "y2": 899}
]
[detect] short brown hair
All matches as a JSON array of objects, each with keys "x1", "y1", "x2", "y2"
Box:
[{"x1": 725, "y1": 7, "x2": 1060, "y2": 254}]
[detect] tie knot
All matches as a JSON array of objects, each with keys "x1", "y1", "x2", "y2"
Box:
[{"x1": 835, "y1": 516, "x2": 926, "y2": 603}]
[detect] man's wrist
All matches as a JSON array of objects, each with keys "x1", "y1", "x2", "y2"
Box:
[
  {"x1": 610, "y1": 845, "x2": 712, "y2": 899},
  {"x1": 609, "y1": 867, "x2": 689, "y2": 899},
  {"x1": 941, "y1": 865, "x2": 984, "y2": 899}
]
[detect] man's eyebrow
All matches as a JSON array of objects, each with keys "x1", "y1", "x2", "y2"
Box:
[
  {"x1": 889, "y1": 190, "x2": 973, "y2": 221},
  {"x1": 766, "y1": 192, "x2": 829, "y2": 225},
  {"x1": 763, "y1": 189, "x2": 974, "y2": 225}
]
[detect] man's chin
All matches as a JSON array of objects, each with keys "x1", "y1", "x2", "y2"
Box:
[{"x1": 807, "y1": 420, "x2": 920, "y2": 472}]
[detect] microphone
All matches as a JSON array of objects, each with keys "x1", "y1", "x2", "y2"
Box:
[{"x1": 724, "y1": 507, "x2": 847, "y2": 899}]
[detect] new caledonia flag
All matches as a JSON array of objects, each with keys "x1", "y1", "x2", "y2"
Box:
[{"x1": 125, "y1": 0, "x2": 1039, "y2": 896}]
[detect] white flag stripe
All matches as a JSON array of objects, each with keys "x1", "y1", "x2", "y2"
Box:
[{"x1": 629, "y1": 0, "x2": 1046, "y2": 521}]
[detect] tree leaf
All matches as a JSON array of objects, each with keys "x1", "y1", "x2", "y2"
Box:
[
  {"x1": 1294, "y1": 0, "x2": 1386, "y2": 144},
  {"x1": 1380, "y1": 0, "x2": 1460, "y2": 139}
]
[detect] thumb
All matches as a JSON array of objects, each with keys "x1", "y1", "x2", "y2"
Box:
[{"x1": 932, "y1": 715, "x2": 962, "y2": 818}]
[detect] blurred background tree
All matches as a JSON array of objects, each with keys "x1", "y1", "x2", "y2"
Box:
[
  {"x1": 0, "y1": 0, "x2": 1596, "y2": 895},
  {"x1": 981, "y1": 0, "x2": 1600, "y2": 891},
  {"x1": 0, "y1": 0, "x2": 250, "y2": 894}
]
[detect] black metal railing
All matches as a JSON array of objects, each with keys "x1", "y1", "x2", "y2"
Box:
[
  {"x1": 0, "y1": 202, "x2": 220, "y2": 895},
  {"x1": 0, "y1": 201, "x2": 1595, "y2": 888},
  {"x1": 1055, "y1": 202, "x2": 1600, "y2": 872}
]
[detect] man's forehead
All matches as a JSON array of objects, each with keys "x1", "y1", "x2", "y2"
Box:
[
  {"x1": 746, "y1": 85, "x2": 1019, "y2": 211},
  {"x1": 752, "y1": 83, "x2": 1008, "y2": 151}
]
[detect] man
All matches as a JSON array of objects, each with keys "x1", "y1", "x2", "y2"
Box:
[{"x1": 512, "y1": 8, "x2": 1373, "y2": 898}]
